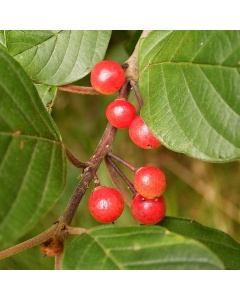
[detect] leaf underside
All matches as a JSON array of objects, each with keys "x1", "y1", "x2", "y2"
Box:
[{"x1": 139, "y1": 30, "x2": 240, "y2": 162}]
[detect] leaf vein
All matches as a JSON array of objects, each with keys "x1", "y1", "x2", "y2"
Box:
[
  {"x1": 11, "y1": 31, "x2": 62, "y2": 57},
  {"x1": 0, "y1": 136, "x2": 14, "y2": 173},
  {"x1": 25, "y1": 142, "x2": 56, "y2": 226},
  {"x1": 91, "y1": 235, "x2": 123, "y2": 269},
  {"x1": 0, "y1": 51, "x2": 59, "y2": 140},
  {"x1": 32, "y1": 34, "x2": 60, "y2": 78},
  {"x1": 180, "y1": 65, "x2": 239, "y2": 148},
  {"x1": 0, "y1": 139, "x2": 38, "y2": 228}
]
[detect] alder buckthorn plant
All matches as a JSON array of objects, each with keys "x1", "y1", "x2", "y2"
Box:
[{"x1": 0, "y1": 30, "x2": 240, "y2": 270}]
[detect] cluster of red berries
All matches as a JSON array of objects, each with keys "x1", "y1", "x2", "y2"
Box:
[
  {"x1": 88, "y1": 60, "x2": 166, "y2": 225},
  {"x1": 90, "y1": 60, "x2": 161, "y2": 149}
]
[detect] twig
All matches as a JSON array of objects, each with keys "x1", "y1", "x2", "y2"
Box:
[
  {"x1": 56, "y1": 79, "x2": 131, "y2": 225},
  {"x1": 65, "y1": 226, "x2": 89, "y2": 235},
  {"x1": 64, "y1": 146, "x2": 88, "y2": 168},
  {"x1": 54, "y1": 251, "x2": 64, "y2": 270},
  {"x1": 105, "y1": 157, "x2": 135, "y2": 207},
  {"x1": 106, "y1": 156, "x2": 136, "y2": 195},
  {"x1": 0, "y1": 224, "x2": 57, "y2": 260},
  {"x1": 107, "y1": 152, "x2": 137, "y2": 172},
  {"x1": 58, "y1": 85, "x2": 100, "y2": 95},
  {"x1": 118, "y1": 78, "x2": 130, "y2": 99},
  {"x1": 58, "y1": 123, "x2": 117, "y2": 226}
]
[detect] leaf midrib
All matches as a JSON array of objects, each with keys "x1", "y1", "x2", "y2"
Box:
[
  {"x1": 91, "y1": 235, "x2": 124, "y2": 270},
  {"x1": 140, "y1": 61, "x2": 240, "y2": 74},
  {"x1": 91, "y1": 233, "x2": 222, "y2": 269},
  {"x1": 8, "y1": 30, "x2": 63, "y2": 57},
  {"x1": 0, "y1": 131, "x2": 62, "y2": 144}
]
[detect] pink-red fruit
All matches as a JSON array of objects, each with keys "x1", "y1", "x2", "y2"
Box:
[
  {"x1": 106, "y1": 98, "x2": 136, "y2": 129},
  {"x1": 131, "y1": 194, "x2": 166, "y2": 225},
  {"x1": 88, "y1": 186, "x2": 124, "y2": 223},
  {"x1": 129, "y1": 116, "x2": 161, "y2": 149},
  {"x1": 90, "y1": 60, "x2": 125, "y2": 95},
  {"x1": 133, "y1": 166, "x2": 166, "y2": 199}
]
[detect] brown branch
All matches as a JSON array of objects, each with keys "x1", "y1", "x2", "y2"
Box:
[
  {"x1": 58, "y1": 85, "x2": 100, "y2": 95},
  {"x1": 57, "y1": 79, "x2": 131, "y2": 226},
  {"x1": 0, "y1": 224, "x2": 57, "y2": 260},
  {"x1": 58, "y1": 123, "x2": 117, "y2": 226},
  {"x1": 54, "y1": 251, "x2": 64, "y2": 270}
]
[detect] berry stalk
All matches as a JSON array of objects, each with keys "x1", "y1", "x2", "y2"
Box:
[
  {"x1": 105, "y1": 157, "x2": 133, "y2": 207},
  {"x1": 58, "y1": 85, "x2": 100, "y2": 95},
  {"x1": 107, "y1": 152, "x2": 137, "y2": 172},
  {"x1": 105, "y1": 155, "x2": 136, "y2": 196}
]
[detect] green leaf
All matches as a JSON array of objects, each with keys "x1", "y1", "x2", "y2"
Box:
[
  {"x1": 34, "y1": 84, "x2": 57, "y2": 113},
  {"x1": 0, "y1": 31, "x2": 7, "y2": 50},
  {"x1": 138, "y1": 30, "x2": 240, "y2": 162},
  {"x1": 0, "y1": 49, "x2": 66, "y2": 247},
  {"x1": 5, "y1": 30, "x2": 112, "y2": 86},
  {"x1": 62, "y1": 225, "x2": 224, "y2": 270},
  {"x1": 160, "y1": 216, "x2": 240, "y2": 270}
]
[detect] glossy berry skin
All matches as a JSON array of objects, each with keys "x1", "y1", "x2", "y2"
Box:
[
  {"x1": 106, "y1": 98, "x2": 136, "y2": 129},
  {"x1": 129, "y1": 116, "x2": 161, "y2": 149},
  {"x1": 133, "y1": 166, "x2": 166, "y2": 199},
  {"x1": 131, "y1": 194, "x2": 166, "y2": 225},
  {"x1": 90, "y1": 60, "x2": 125, "y2": 95},
  {"x1": 88, "y1": 186, "x2": 124, "y2": 223}
]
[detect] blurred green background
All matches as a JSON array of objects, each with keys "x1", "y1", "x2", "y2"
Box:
[{"x1": 0, "y1": 30, "x2": 239, "y2": 269}]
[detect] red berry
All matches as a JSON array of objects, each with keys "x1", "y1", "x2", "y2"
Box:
[
  {"x1": 88, "y1": 186, "x2": 124, "y2": 223},
  {"x1": 90, "y1": 60, "x2": 125, "y2": 95},
  {"x1": 133, "y1": 166, "x2": 166, "y2": 199},
  {"x1": 106, "y1": 98, "x2": 136, "y2": 129},
  {"x1": 129, "y1": 116, "x2": 161, "y2": 149},
  {"x1": 130, "y1": 194, "x2": 166, "y2": 225}
]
